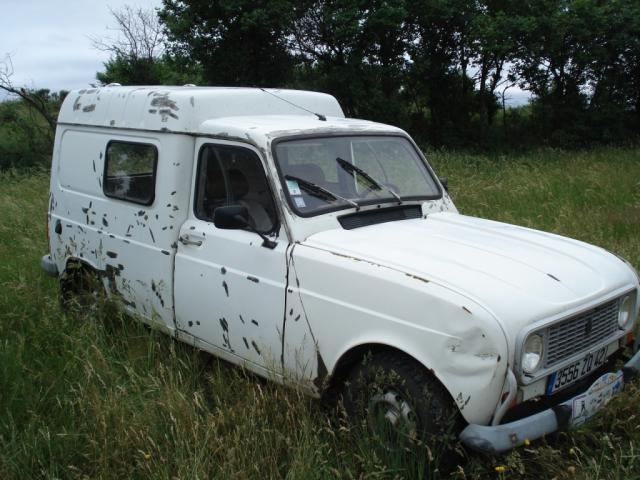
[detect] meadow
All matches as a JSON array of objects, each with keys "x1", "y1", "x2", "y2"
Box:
[{"x1": 1, "y1": 147, "x2": 639, "y2": 479}]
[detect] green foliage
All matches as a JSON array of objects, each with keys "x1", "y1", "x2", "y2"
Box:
[
  {"x1": 97, "y1": 54, "x2": 204, "y2": 86},
  {"x1": 159, "y1": 0, "x2": 299, "y2": 87},
  {"x1": 0, "y1": 94, "x2": 64, "y2": 170},
  {"x1": 150, "y1": 0, "x2": 640, "y2": 149},
  {"x1": 1, "y1": 150, "x2": 640, "y2": 478}
]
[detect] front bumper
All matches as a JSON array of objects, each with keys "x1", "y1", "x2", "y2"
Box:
[{"x1": 460, "y1": 348, "x2": 640, "y2": 454}]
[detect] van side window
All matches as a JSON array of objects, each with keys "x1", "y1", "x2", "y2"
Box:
[
  {"x1": 103, "y1": 141, "x2": 158, "y2": 205},
  {"x1": 195, "y1": 144, "x2": 278, "y2": 233}
]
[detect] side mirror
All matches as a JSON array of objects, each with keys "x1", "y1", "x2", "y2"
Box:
[
  {"x1": 213, "y1": 205, "x2": 249, "y2": 229},
  {"x1": 213, "y1": 205, "x2": 278, "y2": 249},
  {"x1": 439, "y1": 176, "x2": 449, "y2": 192}
]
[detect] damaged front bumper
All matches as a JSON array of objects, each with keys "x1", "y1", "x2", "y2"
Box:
[{"x1": 460, "y1": 348, "x2": 640, "y2": 454}]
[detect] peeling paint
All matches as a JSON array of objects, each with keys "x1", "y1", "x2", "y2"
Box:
[{"x1": 219, "y1": 317, "x2": 234, "y2": 352}]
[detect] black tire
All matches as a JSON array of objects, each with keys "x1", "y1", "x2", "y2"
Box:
[
  {"x1": 342, "y1": 351, "x2": 461, "y2": 452},
  {"x1": 60, "y1": 264, "x2": 105, "y2": 311}
]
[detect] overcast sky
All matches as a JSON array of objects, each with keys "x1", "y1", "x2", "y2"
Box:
[
  {"x1": 0, "y1": 0, "x2": 162, "y2": 95},
  {"x1": 0, "y1": 0, "x2": 530, "y2": 105}
]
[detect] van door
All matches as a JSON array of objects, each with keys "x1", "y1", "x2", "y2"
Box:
[{"x1": 174, "y1": 140, "x2": 288, "y2": 372}]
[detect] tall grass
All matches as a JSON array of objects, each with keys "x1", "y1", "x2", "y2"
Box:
[{"x1": 1, "y1": 148, "x2": 639, "y2": 479}]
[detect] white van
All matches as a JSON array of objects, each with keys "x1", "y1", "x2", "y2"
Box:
[{"x1": 42, "y1": 86, "x2": 640, "y2": 453}]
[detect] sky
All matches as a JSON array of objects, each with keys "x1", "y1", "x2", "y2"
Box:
[
  {"x1": 0, "y1": 0, "x2": 530, "y2": 105},
  {"x1": 0, "y1": 0, "x2": 162, "y2": 96}
]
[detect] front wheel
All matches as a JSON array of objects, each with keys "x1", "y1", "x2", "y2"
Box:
[{"x1": 342, "y1": 352, "x2": 461, "y2": 452}]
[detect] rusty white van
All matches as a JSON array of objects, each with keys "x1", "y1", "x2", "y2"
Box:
[{"x1": 42, "y1": 86, "x2": 640, "y2": 453}]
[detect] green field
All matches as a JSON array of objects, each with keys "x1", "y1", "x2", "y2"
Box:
[{"x1": 1, "y1": 148, "x2": 639, "y2": 479}]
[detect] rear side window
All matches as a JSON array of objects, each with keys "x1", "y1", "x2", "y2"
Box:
[{"x1": 103, "y1": 141, "x2": 158, "y2": 205}]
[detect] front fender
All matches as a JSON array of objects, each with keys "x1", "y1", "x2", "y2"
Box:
[{"x1": 292, "y1": 244, "x2": 509, "y2": 425}]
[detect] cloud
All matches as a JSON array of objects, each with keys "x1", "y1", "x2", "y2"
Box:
[{"x1": 0, "y1": 0, "x2": 161, "y2": 93}]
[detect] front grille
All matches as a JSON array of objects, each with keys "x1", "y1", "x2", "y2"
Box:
[{"x1": 544, "y1": 298, "x2": 620, "y2": 368}]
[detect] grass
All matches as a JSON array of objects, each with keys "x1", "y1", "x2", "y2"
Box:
[{"x1": 1, "y1": 147, "x2": 640, "y2": 479}]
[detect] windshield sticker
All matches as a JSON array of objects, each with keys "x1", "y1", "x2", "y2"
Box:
[
  {"x1": 294, "y1": 196, "x2": 306, "y2": 208},
  {"x1": 286, "y1": 179, "x2": 302, "y2": 196}
]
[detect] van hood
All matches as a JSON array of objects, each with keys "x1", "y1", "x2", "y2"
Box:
[{"x1": 303, "y1": 212, "x2": 635, "y2": 341}]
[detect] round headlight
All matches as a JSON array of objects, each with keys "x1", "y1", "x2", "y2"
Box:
[
  {"x1": 618, "y1": 295, "x2": 633, "y2": 329},
  {"x1": 522, "y1": 333, "x2": 544, "y2": 374}
]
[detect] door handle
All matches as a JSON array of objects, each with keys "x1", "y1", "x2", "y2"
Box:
[{"x1": 179, "y1": 234, "x2": 203, "y2": 247}]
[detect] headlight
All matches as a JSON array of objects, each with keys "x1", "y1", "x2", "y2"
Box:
[
  {"x1": 618, "y1": 295, "x2": 633, "y2": 329},
  {"x1": 522, "y1": 333, "x2": 544, "y2": 374}
]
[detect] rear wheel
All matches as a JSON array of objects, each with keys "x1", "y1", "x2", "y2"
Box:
[
  {"x1": 60, "y1": 264, "x2": 105, "y2": 311},
  {"x1": 342, "y1": 352, "x2": 461, "y2": 452}
]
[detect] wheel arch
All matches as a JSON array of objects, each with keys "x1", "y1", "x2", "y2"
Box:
[{"x1": 325, "y1": 342, "x2": 457, "y2": 407}]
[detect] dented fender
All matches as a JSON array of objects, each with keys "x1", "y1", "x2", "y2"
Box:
[{"x1": 291, "y1": 243, "x2": 509, "y2": 425}]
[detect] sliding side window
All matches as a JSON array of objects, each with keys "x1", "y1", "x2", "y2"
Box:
[{"x1": 103, "y1": 141, "x2": 158, "y2": 205}]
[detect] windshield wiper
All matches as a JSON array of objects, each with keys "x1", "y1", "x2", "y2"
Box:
[
  {"x1": 335, "y1": 157, "x2": 402, "y2": 204},
  {"x1": 284, "y1": 174, "x2": 360, "y2": 210}
]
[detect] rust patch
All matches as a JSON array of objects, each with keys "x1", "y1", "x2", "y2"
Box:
[{"x1": 150, "y1": 93, "x2": 180, "y2": 122}]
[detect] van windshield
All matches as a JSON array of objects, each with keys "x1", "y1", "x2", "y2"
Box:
[{"x1": 274, "y1": 135, "x2": 440, "y2": 216}]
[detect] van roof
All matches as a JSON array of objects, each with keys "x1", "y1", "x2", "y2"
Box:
[{"x1": 57, "y1": 86, "x2": 346, "y2": 134}]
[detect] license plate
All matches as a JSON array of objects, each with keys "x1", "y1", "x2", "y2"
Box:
[
  {"x1": 546, "y1": 344, "x2": 611, "y2": 394},
  {"x1": 570, "y1": 371, "x2": 624, "y2": 426}
]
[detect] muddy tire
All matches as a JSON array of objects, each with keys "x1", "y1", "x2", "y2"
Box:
[
  {"x1": 342, "y1": 351, "x2": 461, "y2": 452},
  {"x1": 60, "y1": 264, "x2": 105, "y2": 311}
]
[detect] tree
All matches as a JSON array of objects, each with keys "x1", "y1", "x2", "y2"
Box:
[
  {"x1": 290, "y1": 0, "x2": 409, "y2": 123},
  {"x1": 159, "y1": 0, "x2": 300, "y2": 87},
  {"x1": 93, "y1": 6, "x2": 202, "y2": 85},
  {"x1": 0, "y1": 54, "x2": 65, "y2": 145}
]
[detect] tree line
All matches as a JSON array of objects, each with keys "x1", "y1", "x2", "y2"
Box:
[
  {"x1": 99, "y1": 0, "x2": 639, "y2": 150},
  {"x1": 1, "y1": 0, "x2": 639, "y2": 170}
]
